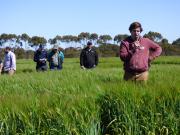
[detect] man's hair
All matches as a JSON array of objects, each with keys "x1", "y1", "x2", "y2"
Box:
[
  {"x1": 5, "y1": 46, "x2": 11, "y2": 50},
  {"x1": 129, "y1": 22, "x2": 143, "y2": 32}
]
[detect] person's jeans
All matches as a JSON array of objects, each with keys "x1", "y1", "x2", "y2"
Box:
[{"x1": 50, "y1": 63, "x2": 62, "y2": 70}]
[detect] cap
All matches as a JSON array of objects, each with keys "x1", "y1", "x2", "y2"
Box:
[{"x1": 87, "y1": 41, "x2": 92, "y2": 46}]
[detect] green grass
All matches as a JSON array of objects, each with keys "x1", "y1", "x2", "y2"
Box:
[{"x1": 0, "y1": 56, "x2": 179, "y2": 134}]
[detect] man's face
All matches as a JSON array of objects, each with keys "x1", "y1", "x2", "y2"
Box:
[
  {"x1": 53, "y1": 49, "x2": 58, "y2": 52},
  {"x1": 38, "y1": 48, "x2": 42, "y2": 51},
  {"x1": 130, "y1": 27, "x2": 141, "y2": 41},
  {"x1": 88, "y1": 45, "x2": 93, "y2": 49},
  {"x1": 5, "y1": 48, "x2": 10, "y2": 53}
]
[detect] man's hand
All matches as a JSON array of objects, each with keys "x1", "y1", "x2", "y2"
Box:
[
  {"x1": 39, "y1": 58, "x2": 47, "y2": 64},
  {"x1": 132, "y1": 41, "x2": 141, "y2": 53},
  {"x1": 149, "y1": 56, "x2": 154, "y2": 61},
  {"x1": 134, "y1": 41, "x2": 140, "y2": 47},
  {"x1": 148, "y1": 56, "x2": 155, "y2": 67},
  {"x1": 40, "y1": 58, "x2": 46, "y2": 61}
]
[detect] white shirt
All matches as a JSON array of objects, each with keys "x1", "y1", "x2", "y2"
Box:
[{"x1": 3, "y1": 51, "x2": 16, "y2": 71}]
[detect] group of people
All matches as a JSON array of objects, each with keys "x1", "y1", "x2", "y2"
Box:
[
  {"x1": 0, "y1": 47, "x2": 16, "y2": 75},
  {"x1": 34, "y1": 41, "x2": 99, "y2": 72},
  {"x1": 34, "y1": 44, "x2": 64, "y2": 71},
  {"x1": 0, "y1": 22, "x2": 162, "y2": 81},
  {"x1": 80, "y1": 21, "x2": 162, "y2": 82},
  {"x1": 120, "y1": 22, "x2": 162, "y2": 81}
]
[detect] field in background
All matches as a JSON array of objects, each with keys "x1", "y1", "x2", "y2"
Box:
[{"x1": 0, "y1": 56, "x2": 180, "y2": 134}]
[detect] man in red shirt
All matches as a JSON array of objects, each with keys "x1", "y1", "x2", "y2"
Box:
[{"x1": 120, "y1": 22, "x2": 162, "y2": 81}]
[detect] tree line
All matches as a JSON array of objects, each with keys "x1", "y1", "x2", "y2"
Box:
[{"x1": 0, "y1": 31, "x2": 180, "y2": 59}]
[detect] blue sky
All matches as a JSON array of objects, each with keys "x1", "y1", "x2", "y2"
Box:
[{"x1": 1, "y1": 0, "x2": 180, "y2": 43}]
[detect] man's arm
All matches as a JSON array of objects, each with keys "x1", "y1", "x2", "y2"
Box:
[
  {"x1": 148, "y1": 39, "x2": 162, "y2": 61},
  {"x1": 119, "y1": 41, "x2": 133, "y2": 61}
]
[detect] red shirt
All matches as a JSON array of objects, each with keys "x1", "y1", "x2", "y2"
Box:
[{"x1": 120, "y1": 36, "x2": 162, "y2": 73}]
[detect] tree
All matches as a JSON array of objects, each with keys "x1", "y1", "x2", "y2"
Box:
[
  {"x1": 0, "y1": 33, "x2": 18, "y2": 47},
  {"x1": 70, "y1": 36, "x2": 79, "y2": 48},
  {"x1": 99, "y1": 35, "x2": 112, "y2": 44},
  {"x1": 48, "y1": 38, "x2": 53, "y2": 44},
  {"x1": 21, "y1": 33, "x2": 30, "y2": 42},
  {"x1": 0, "y1": 33, "x2": 9, "y2": 45},
  {"x1": 50, "y1": 38, "x2": 57, "y2": 44},
  {"x1": 49, "y1": 35, "x2": 62, "y2": 45},
  {"x1": 143, "y1": 31, "x2": 163, "y2": 42},
  {"x1": 98, "y1": 44, "x2": 119, "y2": 57},
  {"x1": 61, "y1": 35, "x2": 71, "y2": 43},
  {"x1": 18, "y1": 33, "x2": 31, "y2": 48},
  {"x1": 160, "y1": 38, "x2": 169, "y2": 55},
  {"x1": 0, "y1": 33, "x2": 9, "y2": 41},
  {"x1": 30, "y1": 36, "x2": 47, "y2": 46},
  {"x1": 61, "y1": 35, "x2": 79, "y2": 47},
  {"x1": 161, "y1": 38, "x2": 169, "y2": 45},
  {"x1": 172, "y1": 38, "x2": 180, "y2": 46},
  {"x1": 114, "y1": 34, "x2": 128, "y2": 44},
  {"x1": 55, "y1": 35, "x2": 62, "y2": 42},
  {"x1": 0, "y1": 33, "x2": 17, "y2": 41},
  {"x1": 90, "y1": 33, "x2": 98, "y2": 45},
  {"x1": 78, "y1": 32, "x2": 90, "y2": 47}
]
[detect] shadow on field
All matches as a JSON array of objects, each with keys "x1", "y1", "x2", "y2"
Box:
[
  {"x1": 22, "y1": 69, "x2": 34, "y2": 73},
  {"x1": 153, "y1": 61, "x2": 180, "y2": 65}
]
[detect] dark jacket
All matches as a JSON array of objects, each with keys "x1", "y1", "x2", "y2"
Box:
[
  {"x1": 120, "y1": 36, "x2": 162, "y2": 73},
  {"x1": 34, "y1": 49, "x2": 48, "y2": 68},
  {"x1": 80, "y1": 47, "x2": 98, "y2": 68}
]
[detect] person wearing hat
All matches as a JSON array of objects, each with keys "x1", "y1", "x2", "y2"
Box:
[
  {"x1": 120, "y1": 22, "x2": 162, "y2": 81},
  {"x1": 33, "y1": 44, "x2": 48, "y2": 71},
  {"x1": 48, "y1": 44, "x2": 64, "y2": 70},
  {"x1": 2, "y1": 46, "x2": 16, "y2": 75},
  {"x1": 80, "y1": 41, "x2": 98, "y2": 69}
]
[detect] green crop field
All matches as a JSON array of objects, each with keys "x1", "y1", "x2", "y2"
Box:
[{"x1": 0, "y1": 56, "x2": 180, "y2": 135}]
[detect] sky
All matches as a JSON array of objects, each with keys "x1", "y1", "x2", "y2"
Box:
[{"x1": 0, "y1": 0, "x2": 180, "y2": 43}]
